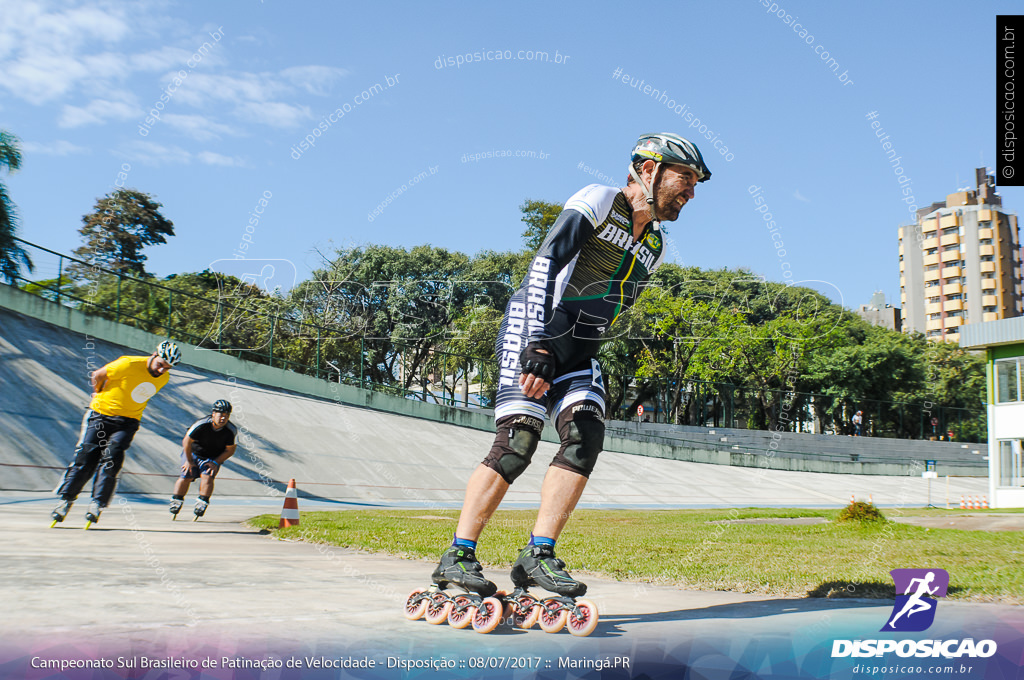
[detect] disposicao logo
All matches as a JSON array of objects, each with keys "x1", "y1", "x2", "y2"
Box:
[
  {"x1": 831, "y1": 568, "x2": 997, "y2": 659},
  {"x1": 884, "y1": 568, "x2": 948, "y2": 632}
]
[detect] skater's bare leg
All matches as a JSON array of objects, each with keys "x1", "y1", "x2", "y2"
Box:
[
  {"x1": 199, "y1": 474, "x2": 214, "y2": 498},
  {"x1": 532, "y1": 466, "x2": 587, "y2": 540},
  {"x1": 455, "y1": 465, "x2": 509, "y2": 541},
  {"x1": 173, "y1": 478, "x2": 191, "y2": 497}
]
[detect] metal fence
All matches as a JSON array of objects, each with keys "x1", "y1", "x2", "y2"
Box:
[{"x1": 8, "y1": 238, "x2": 986, "y2": 440}]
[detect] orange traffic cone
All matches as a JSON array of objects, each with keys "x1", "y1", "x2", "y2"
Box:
[
  {"x1": 850, "y1": 494, "x2": 855, "y2": 504},
  {"x1": 868, "y1": 494, "x2": 873, "y2": 505},
  {"x1": 279, "y1": 478, "x2": 300, "y2": 527},
  {"x1": 982, "y1": 495, "x2": 989, "y2": 509},
  {"x1": 959, "y1": 495, "x2": 966, "y2": 509},
  {"x1": 970, "y1": 496, "x2": 978, "y2": 510}
]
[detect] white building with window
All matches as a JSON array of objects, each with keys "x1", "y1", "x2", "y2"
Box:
[{"x1": 960, "y1": 316, "x2": 1024, "y2": 507}]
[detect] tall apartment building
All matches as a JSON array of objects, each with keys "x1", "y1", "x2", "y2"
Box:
[{"x1": 899, "y1": 168, "x2": 1023, "y2": 342}]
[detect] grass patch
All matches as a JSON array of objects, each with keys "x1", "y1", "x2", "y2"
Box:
[{"x1": 247, "y1": 507, "x2": 1024, "y2": 603}]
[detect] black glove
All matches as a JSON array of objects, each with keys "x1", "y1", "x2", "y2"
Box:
[{"x1": 520, "y1": 342, "x2": 556, "y2": 380}]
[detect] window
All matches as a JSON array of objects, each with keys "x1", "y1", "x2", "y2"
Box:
[
  {"x1": 980, "y1": 238, "x2": 994, "y2": 246},
  {"x1": 926, "y1": 280, "x2": 940, "y2": 288},
  {"x1": 981, "y1": 255, "x2": 995, "y2": 262},
  {"x1": 925, "y1": 248, "x2": 938, "y2": 255},
  {"x1": 927, "y1": 329, "x2": 942, "y2": 337},
  {"x1": 928, "y1": 296, "x2": 941, "y2": 303},
  {"x1": 929, "y1": 313, "x2": 942, "y2": 320},
  {"x1": 942, "y1": 227, "x2": 958, "y2": 236},
  {"x1": 984, "y1": 306, "x2": 997, "y2": 312},
  {"x1": 996, "y1": 358, "x2": 1021, "y2": 403},
  {"x1": 943, "y1": 244, "x2": 960, "y2": 252},
  {"x1": 945, "y1": 293, "x2": 962, "y2": 301},
  {"x1": 926, "y1": 264, "x2": 940, "y2": 271},
  {"x1": 997, "y1": 440, "x2": 1023, "y2": 487}
]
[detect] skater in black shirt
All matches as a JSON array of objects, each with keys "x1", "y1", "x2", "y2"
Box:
[{"x1": 169, "y1": 400, "x2": 236, "y2": 520}]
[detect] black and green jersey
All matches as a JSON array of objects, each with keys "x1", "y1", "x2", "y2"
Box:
[{"x1": 496, "y1": 184, "x2": 664, "y2": 397}]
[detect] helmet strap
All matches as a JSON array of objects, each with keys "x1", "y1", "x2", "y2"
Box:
[{"x1": 628, "y1": 160, "x2": 663, "y2": 232}]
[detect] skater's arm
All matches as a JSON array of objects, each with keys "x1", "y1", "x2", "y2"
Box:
[
  {"x1": 182, "y1": 436, "x2": 197, "y2": 467},
  {"x1": 214, "y1": 444, "x2": 236, "y2": 465},
  {"x1": 90, "y1": 367, "x2": 108, "y2": 395}
]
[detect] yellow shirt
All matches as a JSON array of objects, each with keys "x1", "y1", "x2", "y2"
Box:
[{"x1": 89, "y1": 356, "x2": 170, "y2": 420}]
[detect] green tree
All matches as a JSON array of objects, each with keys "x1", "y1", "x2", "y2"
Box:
[
  {"x1": 805, "y1": 322, "x2": 925, "y2": 436},
  {"x1": 519, "y1": 199, "x2": 562, "y2": 252},
  {"x1": 293, "y1": 244, "x2": 473, "y2": 390},
  {"x1": 617, "y1": 281, "x2": 747, "y2": 424},
  {"x1": 0, "y1": 130, "x2": 32, "y2": 283},
  {"x1": 69, "y1": 188, "x2": 174, "y2": 279}
]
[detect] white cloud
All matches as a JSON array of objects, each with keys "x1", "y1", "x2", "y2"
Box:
[
  {"x1": 235, "y1": 101, "x2": 311, "y2": 128},
  {"x1": 129, "y1": 46, "x2": 195, "y2": 74},
  {"x1": 793, "y1": 190, "x2": 811, "y2": 203},
  {"x1": 21, "y1": 139, "x2": 89, "y2": 156},
  {"x1": 197, "y1": 151, "x2": 244, "y2": 167},
  {"x1": 174, "y1": 72, "x2": 290, "y2": 108},
  {"x1": 0, "y1": 2, "x2": 133, "y2": 103},
  {"x1": 119, "y1": 140, "x2": 192, "y2": 166},
  {"x1": 280, "y1": 65, "x2": 349, "y2": 95},
  {"x1": 59, "y1": 97, "x2": 140, "y2": 128},
  {"x1": 0, "y1": 1, "x2": 344, "y2": 137},
  {"x1": 116, "y1": 142, "x2": 243, "y2": 168},
  {"x1": 162, "y1": 113, "x2": 238, "y2": 141}
]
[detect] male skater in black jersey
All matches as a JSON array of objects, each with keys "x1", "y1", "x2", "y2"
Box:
[
  {"x1": 170, "y1": 399, "x2": 236, "y2": 519},
  {"x1": 429, "y1": 133, "x2": 712, "y2": 598}
]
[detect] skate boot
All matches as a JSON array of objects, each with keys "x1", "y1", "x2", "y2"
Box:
[
  {"x1": 403, "y1": 545, "x2": 504, "y2": 633},
  {"x1": 169, "y1": 497, "x2": 183, "y2": 519},
  {"x1": 193, "y1": 498, "x2": 208, "y2": 520},
  {"x1": 507, "y1": 544, "x2": 599, "y2": 636},
  {"x1": 50, "y1": 499, "x2": 72, "y2": 527},
  {"x1": 431, "y1": 545, "x2": 498, "y2": 597},
  {"x1": 83, "y1": 501, "x2": 102, "y2": 529},
  {"x1": 511, "y1": 543, "x2": 587, "y2": 596}
]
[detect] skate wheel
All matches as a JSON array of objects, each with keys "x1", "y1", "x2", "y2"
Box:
[
  {"x1": 538, "y1": 599, "x2": 567, "y2": 633},
  {"x1": 423, "y1": 592, "x2": 452, "y2": 624},
  {"x1": 447, "y1": 595, "x2": 477, "y2": 629},
  {"x1": 403, "y1": 588, "x2": 429, "y2": 621},
  {"x1": 494, "y1": 590, "x2": 513, "y2": 621},
  {"x1": 472, "y1": 597, "x2": 503, "y2": 634},
  {"x1": 567, "y1": 598, "x2": 599, "y2": 637},
  {"x1": 83, "y1": 521, "x2": 92, "y2": 530},
  {"x1": 49, "y1": 519, "x2": 58, "y2": 528},
  {"x1": 512, "y1": 595, "x2": 541, "y2": 629}
]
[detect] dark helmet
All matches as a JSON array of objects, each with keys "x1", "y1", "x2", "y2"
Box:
[
  {"x1": 212, "y1": 399, "x2": 232, "y2": 414},
  {"x1": 631, "y1": 132, "x2": 712, "y2": 182}
]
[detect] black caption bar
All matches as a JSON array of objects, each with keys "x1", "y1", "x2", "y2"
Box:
[{"x1": 998, "y1": 15, "x2": 1024, "y2": 185}]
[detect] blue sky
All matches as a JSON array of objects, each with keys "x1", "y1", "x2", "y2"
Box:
[{"x1": 2, "y1": 0, "x2": 1021, "y2": 310}]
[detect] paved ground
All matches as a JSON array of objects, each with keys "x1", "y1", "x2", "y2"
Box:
[
  {"x1": 2, "y1": 308, "x2": 1021, "y2": 678},
  {"x1": 3, "y1": 493, "x2": 1022, "y2": 680}
]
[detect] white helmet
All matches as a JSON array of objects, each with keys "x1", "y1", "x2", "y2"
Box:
[{"x1": 156, "y1": 340, "x2": 182, "y2": 366}]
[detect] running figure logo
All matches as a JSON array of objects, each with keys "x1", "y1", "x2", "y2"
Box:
[{"x1": 882, "y1": 568, "x2": 950, "y2": 632}]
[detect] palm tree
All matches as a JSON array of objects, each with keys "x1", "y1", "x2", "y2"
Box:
[{"x1": 0, "y1": 130, "x2": 32, "y2": 283}]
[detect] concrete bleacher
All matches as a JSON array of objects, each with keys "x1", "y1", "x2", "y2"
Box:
[{"x1": 606, "y1": 421, "x2": 987, "y2": 473}]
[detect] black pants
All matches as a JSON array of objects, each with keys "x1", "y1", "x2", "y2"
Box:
[{"x1": 56, "y1": 410, "x2": 140, "y2": 507}]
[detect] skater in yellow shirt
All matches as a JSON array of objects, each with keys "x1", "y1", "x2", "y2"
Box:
[{"x1": 51, "y1": 341, "x2": 182, "y2": 527}]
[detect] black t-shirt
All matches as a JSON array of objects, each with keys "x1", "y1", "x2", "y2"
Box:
[{"x1": 185, "y1": 417, "x2": 237, "y2": 460}]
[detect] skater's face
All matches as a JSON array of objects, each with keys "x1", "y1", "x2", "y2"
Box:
[
  {"x1": 211, "y1": 410, "x2": 230, "y2": 428},
  {"x1": 148, "y1": 356, "x2": 172, "y2": 377},
  {"x1": 652, "y1": 164, "x2": 698, "y2": 222}
]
